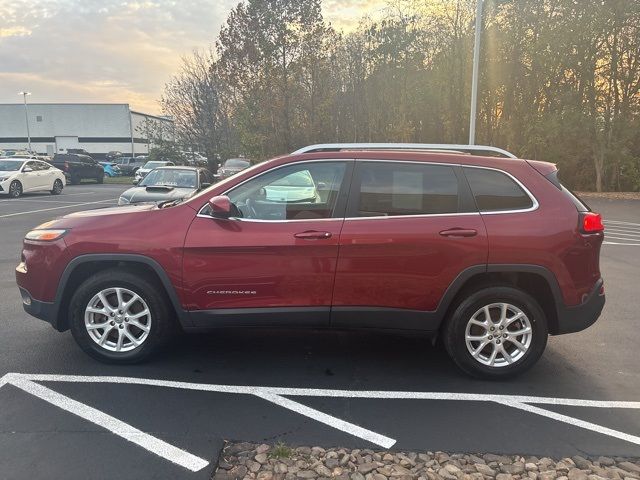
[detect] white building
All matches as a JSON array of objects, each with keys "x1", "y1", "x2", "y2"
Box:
[{"x1": 0, "y1": 103, "x2": 174, "y2": 158}]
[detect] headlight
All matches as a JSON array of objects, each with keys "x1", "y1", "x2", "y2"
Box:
[
  {"x1": 118, "y1": 196, "x2": 130, "y2": 205},
  {"x1": 25, "y1": 229, "x2": 68, "y2": 241},
  {"x1": 0, "y1": 177, "x2": 8, "y2": 182}
]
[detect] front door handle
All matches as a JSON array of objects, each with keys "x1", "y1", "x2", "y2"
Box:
[
  {"x1": 294, "y1": 230, "x2": 332, "y2": 240},
  {"x1": 439, "y1": 228, "x2": 478, "y2": 238}
]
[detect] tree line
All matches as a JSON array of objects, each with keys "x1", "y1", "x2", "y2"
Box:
[{"x1": 160, "y1": 0, "x2": 640, "y2": 191}]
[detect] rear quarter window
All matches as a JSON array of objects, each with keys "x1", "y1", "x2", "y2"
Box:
[{"x1": 464, "y1": 167, "x2": 534, "y2": 212}]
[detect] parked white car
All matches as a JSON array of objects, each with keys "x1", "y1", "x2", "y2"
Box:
[
  {"x1": 133, "y1": 160, "x2": 175, "y2": 183},
  {"x1": 0, "y1": 158, "x2": 66, "y2": 197}
]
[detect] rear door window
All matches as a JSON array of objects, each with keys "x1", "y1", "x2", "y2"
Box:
[
  {"x1": 353, "y1": 162, "x2": 460, "y2": 217},
  {"x1": 463, "y1": 167, "x2": 534, "y2": 212}
]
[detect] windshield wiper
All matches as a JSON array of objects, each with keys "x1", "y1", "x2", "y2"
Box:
[{"x1": 157, "y1": 198, "x2": 184, "y2": 208}]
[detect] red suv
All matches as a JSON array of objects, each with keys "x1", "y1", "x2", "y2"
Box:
[{"x1": 15, "y1": 144, "x2": 605, "y2": 378}]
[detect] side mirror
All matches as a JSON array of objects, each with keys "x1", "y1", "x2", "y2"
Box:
[
  {"x1": 132, "y1": 179, "x2": 139, "y2": 185},
  {"x1": 208, "y1": 195, "x2": 237, "y2": 219},
  {"x1": 23, "y1": 167, "x2": 33, "y2": 173}
]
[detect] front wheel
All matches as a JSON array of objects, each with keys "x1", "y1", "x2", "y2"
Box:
[
  {"x1": 443, "y1": 286, "x2": 548, "y2": 379},
  {"x1": 51, "y1": 179, "x2": 63, "y2": 195},
  {"x1": 69, "y1": 269, "x2": 174, "y2": 363},
  {"x1": 9, "y1": 180, "x2": 22, "y2": 197}
]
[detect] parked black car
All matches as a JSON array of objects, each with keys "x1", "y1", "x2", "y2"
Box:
[
  {"x1": 51, "y1": 154, "x2": 104, "y2": 184},
  {"x1": 217, "y1": 158, "x2": 250, "y2": 179},
  {"x1": 118, "y1": 166, "x2": 214, "y2": 205},
  {"x1": 113, "y1": 156, "x2": 146, "y2": 176}
]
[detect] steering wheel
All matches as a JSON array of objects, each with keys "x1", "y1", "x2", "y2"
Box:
[{"x1": 244, "y1": 197, "x2": 259, "y2": 219}]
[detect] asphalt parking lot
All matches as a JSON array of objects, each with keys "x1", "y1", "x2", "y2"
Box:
[{"x1": 0, "y1": 186, "x2": 639, "y2": 480}]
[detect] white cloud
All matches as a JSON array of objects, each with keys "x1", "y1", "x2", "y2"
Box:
[
  {"x1": 0, "y1": 0, "x2": 387, "y2": 113},
  {"x1": 0, "y1": 0, "x2": 237, "y2": 113}
]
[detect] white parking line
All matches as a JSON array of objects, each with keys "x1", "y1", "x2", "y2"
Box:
[
  {"x1": 497, "y1": 400, "x2": 640, "y2": 447},
  {"x1": 605, "y1": 220, "x2": 640, "y2": 227},
  {"x1": 0, "y1": 199, "x2": 105, "y2": 205},
  {"x1": 7, "y1": 375, "x2": 209, "y2": 472},
  {"x1": 0, "y1": 199, "x2": 117, "y2": 218},
  {"x1": 255, "y1": 392, "x2": 396, "y2": 448},
  {"x1": 0, "y1": 192, "x2": 98, "y2": 202},
  {"x1": 1, "y1": 370, "x2": 640, "y2": 474},
  {"x1": 603, "y1": 220, "x2": 640, "y2": 246}
]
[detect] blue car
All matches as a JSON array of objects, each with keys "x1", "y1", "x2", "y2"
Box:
[{"x1": 99, "y1": 161, "x2": 121, "y2": 177}]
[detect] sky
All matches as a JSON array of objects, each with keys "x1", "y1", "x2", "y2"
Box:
[{"x1": 0, "y1": 0, "x2": 386, "y2": 114}]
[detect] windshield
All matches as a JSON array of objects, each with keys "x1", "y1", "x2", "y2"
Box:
[
  {"x1": 140, "y1": 169, "x2": 197, "y2": 188},
  {"x1": 224, "y1": 159, "x2": 249, "y2": 168},
  {"x1": 0, "y1": 160, "x2": 24, "y2": 171},
  {"x1": 142, "y1": 161, "x2": 166, "y2": 169}
]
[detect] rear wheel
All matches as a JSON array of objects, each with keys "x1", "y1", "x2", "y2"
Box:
[
  {"x1": 443, "y1": 286, "x2": 548, "y2": 379},
  {"x1": 69, "y1": 269, "x2": 173, "y2": 363},
  {"x1": 51, "y1": 179, "x2": 63, "y2": 195}
]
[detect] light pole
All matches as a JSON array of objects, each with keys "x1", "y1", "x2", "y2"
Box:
[
  {"x1": 18, "y1": 91, "x2": 32, "y2": 152},
  {"x1": 468, "y1": 0, "x2": 483, "y2": 145}
]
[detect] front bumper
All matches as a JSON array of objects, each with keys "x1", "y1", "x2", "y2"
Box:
[
  {"x1": 18, "y1": 287, "x2": 63, "y2": 331},
  {"x1": 553, "y1": 278, "x2": 605, "y2": 335},
  {"x1": 0, "y1": 178, "x2": 11, "y2": 194}
]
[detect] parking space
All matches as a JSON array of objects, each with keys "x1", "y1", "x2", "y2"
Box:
[{"x1": 0, "y1": 193, "x2": 639, "y2": 479}]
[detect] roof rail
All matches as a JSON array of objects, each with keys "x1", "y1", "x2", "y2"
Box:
[{"x1": 291, "y1": 143, "x2": 517, "y2": 159}]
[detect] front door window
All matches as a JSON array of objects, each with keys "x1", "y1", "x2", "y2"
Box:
[{"x1": 225, "y1": 162, "x2": 347, "y2": 221}]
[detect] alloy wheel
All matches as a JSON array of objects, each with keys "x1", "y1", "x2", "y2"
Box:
[
  {"x1": 84, "y1": 287, "x2": 152, "y2": 352},
  {"x1": 464, "y1": 302, "x2": 533, "y2": 367},
  {"x1": 9, "y1": 181, "x2": 22, "y2": 197}
]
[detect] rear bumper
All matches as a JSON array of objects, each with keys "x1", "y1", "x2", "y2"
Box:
[{"x1": 553, "y1": 278, "x2": 605, "y2": 335}]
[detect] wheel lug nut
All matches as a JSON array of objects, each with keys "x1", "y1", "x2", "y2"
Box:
[
  {"x1": 110, "y1": 312, "x2": 115, "y2": 317},
  {"x1": 488, "y1": 335, "x2": 493, "y2": 339},
  {"x1": 503, "y1": 334, "x2": 507, "y2": 338},
  {"x1": 499, "y1": 326, "x2": 504, "y2": 330},
  {"x1": 490, "y1": 327, "x2": 495, "y2": 331},
  {"x1": 497, "y1": 340, "x2": 501, "y2": 344},
  {"x1": 119, "y1": 325, "x2": 124, "y2": 329},
  {"x1": 110, "y1": 321, "x2": 115, "y2": 326}
]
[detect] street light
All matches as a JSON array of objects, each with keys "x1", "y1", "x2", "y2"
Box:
[
  {"x1": 18, "y1": 91, "x2": 32, "y2": 152},
  {"x1": 468, "y1": 0, "x2": 483, "y2": 145}
]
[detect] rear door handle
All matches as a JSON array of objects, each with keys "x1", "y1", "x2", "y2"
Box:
[
  {"x1": 439, "y1": 228, "x2": 478, "y2": 238},
  {"x1": 294, "y1": 230, "x2": 332, "y2": 240}
]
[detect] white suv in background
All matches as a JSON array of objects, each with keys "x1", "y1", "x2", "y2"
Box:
[{"x1": 0, "y1": 158, "x2": 66, "y2": 197}]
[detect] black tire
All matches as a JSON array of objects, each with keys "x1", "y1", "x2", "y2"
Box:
[
  {"x1": 51, "y1": 179, "x2": 64, "y2": 195},
  {"x1": 69, "y1": 268, "x2": 174, "y2": 363},
  {"x1": 96, "y1": 174, "x2": 104, "y2": 184},
  {"x1": 442, "y1": 286, "x2": 548, "y2": 380},
  {"x1": 69, "y1": 173, "x2": 81, "y2": 185},
  {"x1": 9, "y1": 180, "x2": 22, "y2": 197}
]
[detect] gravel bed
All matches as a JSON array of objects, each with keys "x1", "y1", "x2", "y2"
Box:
[
  {"x1": 212, "y1": 442, "x2": 640, "y2": 480},
  {"x1": 576, "y1": 192, "x2": 640, "y2": 201}
]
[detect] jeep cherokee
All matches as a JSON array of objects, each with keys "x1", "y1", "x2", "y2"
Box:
[{"x1": 15, "y1": 143, "x2": 605, "y2": 378}]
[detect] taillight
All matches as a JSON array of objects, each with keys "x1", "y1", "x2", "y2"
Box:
[{"x1": 580, "y1": 212, "x2": 604, "y2": 233}]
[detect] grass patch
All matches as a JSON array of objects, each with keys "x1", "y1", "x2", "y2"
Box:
[
  {"x1": 104, "y1": 176, "x2": 135, "y2": 185},
  {"x1": 268, "y1": 442, "x2": 293, "y2": 460}
]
